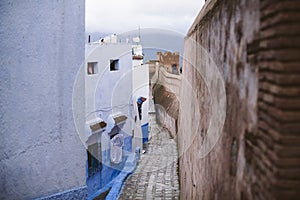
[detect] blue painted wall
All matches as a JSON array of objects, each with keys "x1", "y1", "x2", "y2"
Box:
[
  {"x1": 87, "y1": 154, "x2": 129, "y2": 197},
  {"x1": 142, "y1": 123, "x2": 149, "y2": 143},
  {"x1": 87, "y1": 145, "x2": 132, "y2": 196},
  {"x1": 87, "y1": 132, "x2": 132, "y2": 197}
]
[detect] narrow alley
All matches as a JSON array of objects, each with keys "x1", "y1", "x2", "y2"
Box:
[
  {"x1": 118, "y1": 100, "x2": 180, "y2": 200},
  {"x1": 2, "y1": 1, "x2": 300, "y2": 199}
]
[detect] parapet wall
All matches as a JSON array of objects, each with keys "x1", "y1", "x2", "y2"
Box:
[
  {"x1": 178, "y1": 0, "x2": 300, "y2": 199},
  {"x1": 151, "y1": 66, "x2": 181, "y2": 139},
  {"x1": 157, "y1": 66, "x2": 181, "y2": 96}
]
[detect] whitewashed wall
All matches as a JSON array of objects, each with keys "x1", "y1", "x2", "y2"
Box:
[
  {"x1": 0, "y1": 0, "x2": 86, "y2": 199},
  {"x1": 85, "y1": 44, "x2": 133, "y2": 138},
  {"x1": 132, "y1": 64, "x2": 149, "y2": 151}
]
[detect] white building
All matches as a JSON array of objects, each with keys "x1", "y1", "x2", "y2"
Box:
[
  {"x1": 84, "y1": 35, "x2": 149, "y2": 197},
  {"x1": 132, "y1": 44, "x2": 149, "y2": 150}
]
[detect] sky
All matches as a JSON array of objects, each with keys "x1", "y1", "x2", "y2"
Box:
[{"x1": 85, "y1": 0, "x2": 205, "y2": 35}]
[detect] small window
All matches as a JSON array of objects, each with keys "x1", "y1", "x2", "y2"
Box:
[
  {"x1": 110, "y1": 59, "x2": 119, "y2": 71},
  {"x1": 87, "y1": 62, "x2": 98, "y2": 75},
  {"x1": 172, "y1": 64, "x2": 178, "y2": 74}
]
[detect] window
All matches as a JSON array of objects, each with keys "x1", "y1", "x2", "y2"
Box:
[
  {"x1": 87, "y1": 143, "x2": 102, "y2": 177},
  {"x1": 87, "y1": 62, "x2": 98, "y2": 75},
  {"x1": 172, "y1": 64, "x2": 178, "y2": 74},
  {"x1": 110, "y1": 59, "x2": 119, "y2": 71}
]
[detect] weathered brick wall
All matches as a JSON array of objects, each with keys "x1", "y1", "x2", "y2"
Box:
[
  {"x1": 152, "y1": 66, "x2": 181, "y2": 139},
  {"x1": 153, "y1": 84, "x2": 179, "y2": 138},
  {"x1": 249, "y1": 0, "x2": 300, "y2": 199},
  {"x1": 178, "y1": 0, "x2": 300, "y2": 199}
]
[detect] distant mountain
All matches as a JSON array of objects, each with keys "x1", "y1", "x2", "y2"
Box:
[{"x1": 85, "y1": 28, "x2": 185, "y2": 65}]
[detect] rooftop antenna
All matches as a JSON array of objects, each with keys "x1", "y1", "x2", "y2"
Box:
[
  {"x1": 138, "y1": 26, "x2": 141, "y2": 43},
  {"x1": 132, "y1": 26, "x2": 141, "y2": 44}
]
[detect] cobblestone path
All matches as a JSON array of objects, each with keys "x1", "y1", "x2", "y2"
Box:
[{"x1": 118, "y1": 112, "x2": 180, "y2": 200}]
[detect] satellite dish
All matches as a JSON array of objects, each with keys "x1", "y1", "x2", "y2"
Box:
[{"x1": 132, "y1": 37, "x2": 140, "y2": 43}]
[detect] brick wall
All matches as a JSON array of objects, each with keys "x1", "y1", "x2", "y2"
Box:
[
  {"x1": 152, "y1": 66, "x2": 181, "y2": 139},
  {"x1": 178, "y1": 0, "x2": 300, "y2": 199},
  {"x1": 250, "y1": 0, "x2": 300, "y2": 199}
]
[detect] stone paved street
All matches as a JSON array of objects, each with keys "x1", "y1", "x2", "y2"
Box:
[{"x1": 118, "y1": 109, "x2": 180, "y2": 200}]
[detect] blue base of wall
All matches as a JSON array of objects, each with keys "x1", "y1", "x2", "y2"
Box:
[
  {"x1": 87, "y1": 154, "x2": 128, "y2": 197},
  {"x1": 35, "y1": 186, "x2": 88, "y2": 200},
  {"x1": 124, "y1": 136, "x2": 132, "y2": 152},
  {"x1": 88, "y1": 148, "x2": 140, "y2": 200},
  {"x1": 87, "y1": 135, "x2": 133, "y2": 197},
  {"x1": 141, "y1": 123, "x2": 149, "y2": 143}
]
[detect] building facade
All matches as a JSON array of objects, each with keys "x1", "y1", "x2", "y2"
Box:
[
  {"x1": 156, "y1": 52, "x2": 180, "y2": 74},
  {"x1": 85, "y1": 35, "x2": 149, "y2": 197},
  {"x1": 178, "y1": 0, "x2": 300, "y2": 199}
]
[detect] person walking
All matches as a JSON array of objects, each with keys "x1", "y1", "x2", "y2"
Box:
[{"x1": 137, "y1": 96, "x2": 147, "y2": 120}]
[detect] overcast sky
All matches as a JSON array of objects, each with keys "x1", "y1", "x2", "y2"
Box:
[{"x1": 86, "y1": 0, "x2": 205, "y2": 35}]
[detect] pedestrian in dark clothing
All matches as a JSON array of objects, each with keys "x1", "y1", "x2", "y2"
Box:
[{"x1": 137, "y1": 96, "x2": 147, "y2": 120}]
